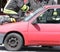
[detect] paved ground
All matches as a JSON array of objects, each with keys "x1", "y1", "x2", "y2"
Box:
[{"x1": 0, "y1": 45, "x2": 60, "y2": 52}]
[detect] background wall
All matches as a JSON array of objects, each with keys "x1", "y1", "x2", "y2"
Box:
[{"x1": 54, "y1": 0, "x2": 57, "y2": 4}]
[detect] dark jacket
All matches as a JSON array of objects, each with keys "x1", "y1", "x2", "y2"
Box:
[
  {"x1": 28, "y1": 0, "x2": 42, "y2": 11},
  {"x1": 4, "y1": 0, "x2": 24, "y2": 19},
  {"x1": 4, "y1": 0, "x2": 24, "y2": 12},
  {"x1": 27, "y1": 0, "x2": 56, "y2": 11}
]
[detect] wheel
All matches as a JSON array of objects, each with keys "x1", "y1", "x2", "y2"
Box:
[{"x1": 4, "y1": 33, "x2": 23, "y2": 51}]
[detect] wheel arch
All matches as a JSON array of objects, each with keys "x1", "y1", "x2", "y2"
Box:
[{"x1": 3, "y1": 31, "x2": 25, "y2": 46}]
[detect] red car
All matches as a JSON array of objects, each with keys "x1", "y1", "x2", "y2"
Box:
[{"x1": 1, "y1": 5, "x2": 60, "y2": 51}]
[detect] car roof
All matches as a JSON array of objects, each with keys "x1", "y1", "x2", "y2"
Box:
[{"x1": 44, "y1": 5, "x2": 60, "y2": 9}]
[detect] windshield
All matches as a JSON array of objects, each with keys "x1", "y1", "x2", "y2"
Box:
[{"x1": 23, "y1": 7, "x2": 44, "y2": 21}]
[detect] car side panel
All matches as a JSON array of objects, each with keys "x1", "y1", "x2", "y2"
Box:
[
  {"x1": 0, "y1": 22, "x2": 29, "y2": 45},
  {"x1": 28, "y1": 23, "x2": 60, "y2": 46}
]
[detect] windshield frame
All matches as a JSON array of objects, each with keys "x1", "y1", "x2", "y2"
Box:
[{"x1": 23, "y1": 7, "x2": 45, "y2": 22}]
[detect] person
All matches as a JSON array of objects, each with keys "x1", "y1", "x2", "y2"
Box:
[
  {"x1": 52, "y1": 9, "x2": 59, "y2": 21},
  {"x1": 24, "y1": 0, "x2": 56, "y2": 20},
  {"x1": 0, "y1": 0, "x2": 56, "y2": 24},
  {"x1": 25, "y1": 0, "x2": 56, "y2": 13},
  {"x1": 0, "y1": 0, "x2": 29, "y2": 24}
]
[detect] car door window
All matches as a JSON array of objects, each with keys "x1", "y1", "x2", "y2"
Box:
[{"x1": 35, "y1": 8, "x2": 60, "y2": 23}]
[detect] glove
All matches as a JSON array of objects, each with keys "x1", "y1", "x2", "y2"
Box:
[
  {"x1": 21, "y1": 5, "x2": 29, "y2": 12},
  {"x1": 10, "y1": 18, "x2": 16, "y2": 22},
  {"x1": 0, "y1": 16, "x2": 16, "y2": 25}
]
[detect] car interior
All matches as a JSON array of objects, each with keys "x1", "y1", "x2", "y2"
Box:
[{"x1": 36, "y1": 8, "x2": 60, "y2": 23}]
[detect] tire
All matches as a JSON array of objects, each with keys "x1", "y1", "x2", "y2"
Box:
[{"x1": 4, "y1": 33, "x2": 23, "y2": 51}]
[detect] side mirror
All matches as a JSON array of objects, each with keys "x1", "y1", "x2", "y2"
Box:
[{"x1": 32, "y1": 20, "x2": 37, "y2": 24}]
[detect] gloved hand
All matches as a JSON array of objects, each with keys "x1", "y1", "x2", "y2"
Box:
[
  {"x1": 21, "y1": 5, "x2": 29, "y2": 12},
  {"x1": 0, "y1": 16, "x2": 16, "y2": 25},
  {"x1": 10, "y1": 18, "x2": 16, "y2": 22}
]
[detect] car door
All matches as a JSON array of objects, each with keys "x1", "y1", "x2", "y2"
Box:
[{"x1": 28, "y1": 8, "x2": 60, "y2": 45}]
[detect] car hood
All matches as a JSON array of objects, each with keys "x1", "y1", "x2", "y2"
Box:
[{"x1": 0, "y1": 21, "x2": 28, "y2": 33}]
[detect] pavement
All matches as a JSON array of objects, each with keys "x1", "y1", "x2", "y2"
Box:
[{"x1": 0, "y1": 44, "x2": 60, "y2": 52}]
